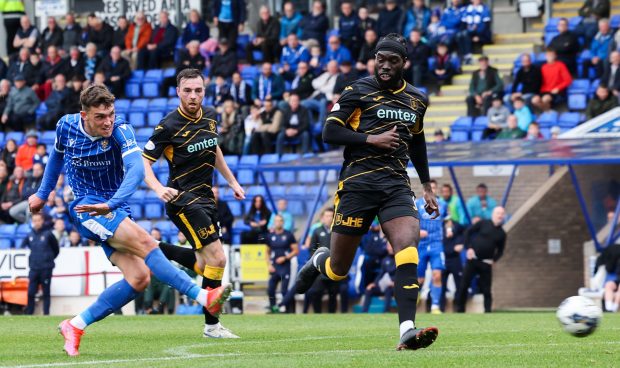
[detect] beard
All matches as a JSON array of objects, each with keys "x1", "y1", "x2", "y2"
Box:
[{"x1": 374, "y1": 65, "x2": 404, "y2": 90}]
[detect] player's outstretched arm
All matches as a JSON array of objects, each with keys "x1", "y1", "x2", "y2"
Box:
[
  {"x1": 142, "y1": 157, "x2": 178, "y2": 202},
  {"x1": 215, "y1": 145, "x2": 245, "y2": 200},
  {"x1": 29, "y1": 148, "x2": 64, "y2": 213}
]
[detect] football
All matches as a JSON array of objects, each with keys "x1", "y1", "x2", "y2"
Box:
[{"x1": 556, "y1": 296, "x2": 603, "y2": 337}]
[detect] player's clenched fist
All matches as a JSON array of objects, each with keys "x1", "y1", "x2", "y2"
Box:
[
  {"x1": 28, "y1": 194, "x2": 46, "y2": 214},
  {"x1": 156, "y1": 187, "x2": 179, "y2": 202},
  {"x1": 366, "y1": 126, "x2": 400, "y2": 150}
]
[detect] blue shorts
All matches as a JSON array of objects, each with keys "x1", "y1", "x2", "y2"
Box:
[
  {"x1": 605, "y1": 273, "x2": 618, "y2": 284},
  {"x1": 69, "y1": 196, "x2": 130, "y2": 259},
  {"x1": 418, "y1": 244, "x2": 445, "y2": 278}
]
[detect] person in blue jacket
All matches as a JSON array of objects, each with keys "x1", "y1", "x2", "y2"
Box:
[{"x1": 403, "y1": 0, "x2": 431, "y2": 38}]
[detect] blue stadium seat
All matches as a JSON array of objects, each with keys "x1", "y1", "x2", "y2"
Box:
[
  {"x1": 238, "y1": 155, "x2": 258, "y2": 184},
  {"x1": 558, "y1": 112, "x2": 584, "y2": 127},
  {"x1": 568, "y1": 16, "x2": 582, "y2": 30},
  {"x1": 237, "y1": 169, "x2": 255, "y2": 185},
  {"x1": 163, "y1": 68, "x2": 176, "y2": 78},
  {"x1": 142, "y1": 83, "x2": 160, "y2": 98},
  {"x1": 259, "y1": 153, "x2": 279, "y2": 183},
  {"x1": 128, "y1": 189, "x2": 146, "y2": 204},
  {"x1": 154, "y1": 220, "x2": 172, "y2": 234},
  {"x1": 589, "y1": 79, "x2": 600, "y2": 97},
  {"x1": 129, "y1": 70, "x2": 145, "y2": 83},
  {"x1": 568, "y1": 94, "x2": 587, "y2": 111},
  {"x1": 307, "y1": 185, "x2": 328, "y2": 201},
  {"x1": 216, "y1": 171, "x2": 229, "y2": 186},
  {"x1": 238, "y1": 154, "x2": 259, "y2": 168},
  {"x1": 35, "y1": 102, "x2": 47, "y2": 119},
  {"x1": 537, "y1": 111, "x2": 559, "y2": 127},
  {"x1": 157, "y1": 171, "x2": 169, "y2": 184},
  {"x1": 611, "y1": 15, "x2": 620, "y2": 29},
  {"x1": 544, "y1": 17, "x2": 560, "y2": 32},
  {"x1": 544, "y1": 32, "x2": 558, "y2": 46},
  {"x1": 136, "y1": 220, "x2": 152, "y2": 232},
  {"x1": 125, "y1": 83, "x2": 141, "y2": 98},
  {"x1": 144, "y1": 203, "x2": 162, "y2": 219},
  {"x1": 130, "y1": 204, "x2": 143, "y2": 219},
  {"x1": 148, "y1": 98, "x2": 168, "y2": 112},
  {"x1": 450, "y1": 131, "x2": 469, "y2": 142},
  {"x1": 40, "y1": 131, "x2": 56, "y2": 145},
  {"x1": 240, "y1": 65, "x2": 259, "y2": 81},
  {"x1": 278, "y1": 170, "x2": 296, "y2": 184},
  {"x1": 167, "y1": 97, "x2": 180, "y2": 110},
  {"x1": 0, "y1": 224, "x2": 16, "y2": 237},
  {"x1": 471, "y1": 130, "x2": 484, "y2": 142},
  {"x1": 6, "y1": 131, "x2": 24, "y2": 144},
  {"x1": 135, "y1": 128, "x2": 152, "y2": 142},
  {"x1": 298, "y1": 170, "x2": 317, "y2": 183},
  {"x1": 287, "y1": 201, "x2": 305, "y2": 216},
  {"x1": 143, "y1": 69, "x2": 163, "y2": 83},
  {"x1": 269, "y1": 185, "x2": 287, "y2": 199},
  {"x1": 129, "y1": 112, "x2": 145, "y2": 128},
  {"x1": 540, "y1": 128, "x2": 551, "y2": 139},
  {"x1": 147, "y1": 111, "x2": 164, "y2": 127},
  {"x1": 473, "y1": 116, "x2": 488, "y2": 128},
  {"x1": 16, "y1": 224, "x2": 30, "y2": 238},
  {"x1": 130, "y1": 99, "x2": 149, "y2": 112},
  {"x1": 246, "y1": 185, "x2": 266, "y2": 198},
  {"x1": 115, "y1": 99, "x2": 131, "y2": 113},
  {"x1": 228, "y1": 201, "x2": 243, "y2": 217},
  {"x1": 224, "y1": 155, "x2": 239, "y2": 170},
  {"x1": 287, "y1": 185, "x2": 306, "y2": 200},
  {"x1": 0, "y1": 238, "x2": 11, "y2": 249}
]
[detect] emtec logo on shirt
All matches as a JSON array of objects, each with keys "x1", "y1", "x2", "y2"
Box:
[
  {"x1": 335, "y1": 213, "x2": 363, "y2": 228},
  {"x1": 377, "y1": 108, "x2": 417, "y2": 123},
  {"x1": 187, "y1": 137, "x2": 218, "y2": 153}
]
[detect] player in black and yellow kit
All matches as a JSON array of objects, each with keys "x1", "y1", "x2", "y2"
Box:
[
  {"x1": 295, "y1": 34, "x2": 440, "y2": 350},
  {"x1": 142, "y1": 68, "x2": 245, "y2": 338}
]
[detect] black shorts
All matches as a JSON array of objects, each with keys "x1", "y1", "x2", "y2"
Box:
[
  {"x1": 332, "y1": 184, "x2": 419, "y2": 236},
  {"x1": 166, "y1": 202, "x2": 220, "y2": 250}
]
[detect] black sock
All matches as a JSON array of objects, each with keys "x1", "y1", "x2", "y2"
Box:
[
  {"x1": 202, "y1": 276, "x2": 221, "y2": 325},
  {"x1": 159, "y1": 241, "x2": 197, "y2": 271},
  {"x1": 394, "y1": 263, "x2": 419, "y2": 325}
]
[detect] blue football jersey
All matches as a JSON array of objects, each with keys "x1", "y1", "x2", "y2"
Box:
[
  {"x1": 416, "y1": 197, "x2": 447, "y2": 248},
  {"x1": 54, "y1": 113, "x2": 141, "y2": 200}
]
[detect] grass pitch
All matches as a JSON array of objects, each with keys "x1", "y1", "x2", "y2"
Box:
[{"x1": 0, "y1": 313, "x2": 619, "y2": 368}]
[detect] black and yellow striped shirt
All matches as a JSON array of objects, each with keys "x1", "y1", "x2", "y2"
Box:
[
  {"x1": 142, "y1": 106, "x2": 219, "y2": 208},
  {"x1": 325, "y1": 76, "x2": 428, "y2": 189}
]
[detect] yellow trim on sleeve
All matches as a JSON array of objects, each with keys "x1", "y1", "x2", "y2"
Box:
[
  {"x1": 326, "y1": 116, "x2": 346, "y2": 126},
  {"x1": 142, "y1": 153, "x2": 158, "y2": 162}
]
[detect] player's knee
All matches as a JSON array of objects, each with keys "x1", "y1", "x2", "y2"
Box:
[
  {"x1": 432, "y1": 271, "x2": 442, "y2": 284},
  {"x1": 137, "y1": 232, "x2": 157, "y2": 253},
  {"x1": 128, "y1": 270, "x2": 151, "y2": 291}
]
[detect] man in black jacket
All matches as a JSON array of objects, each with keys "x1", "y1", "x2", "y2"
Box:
[
  {"x1": 23, "y1": 212, "x2": 59, "y2": 315},
  {"x1": 601, "y1": 51, "x2": 620, "y2": 100},
  {"x1": 10, "y1": 162, "x2": 43, "y2": 223},
  {"x1": 466, "y1": 56, "x2": 504, "y2": 117},
  {"x1": 300, "y1": 0, "x2": 330, "y2": 50},
  {"x1": 159, "y1": 40, "x2": 205, "y2": 96},
  {"x1": 283, "y1": 61, "x2": 315, "y2": 101},
  {"x1": 406, "y1": 29, "x2": 430, "y2": 88},
  {"x1": 209, "y1": 38, "x2": 238, "y2": 80},
  {"x1": 333, "y1": 61, "x2": 358, "y2": 96},
  {"x1": 548, "y1": 18, "x2": 580, "y2": 75},
  {"x1": 440, "y1": 218, "x2": 465, "y2": 312},
  {"x1": 246, "y1": 6, "x2": 280, "y2": 64},
  {"x1": 97, "y1": 46, "x2": 131, "y2": 97},
  {"x1": 139, "y1": 11, "x2": 178, "y2": 70},
  {"x1": 456, "y1": 206, "x2": 506, "y2": 313},
  {"x1": 376, "y1": 0, "x2": 404, "y2": 37},
  {"x1": 276, "y1": 93, "x2": 310, "y2": 155},
  {"x1": 506, "y1": 53, "x2": 542, "y2": 107}
]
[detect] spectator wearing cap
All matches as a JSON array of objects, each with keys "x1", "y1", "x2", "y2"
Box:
[
  {"x1": 61, "y1": 13, "x2": 82, "y2": 54},
  {"x1": 403, "y1": 0, "x2": 432, "y2": 38},
  {"x1": 548, "y1": 18, "x2": 580, "y2": 75},
  {"x1": 505, "y1": 53, "x2": 541, "y2": 108},
  {"x1": 482, "y1": 94, "x2": 510, "y2": 139},
  {"x1": 602, "y1": 51, "x2": 620, "y2": 101},
  {"x1": 209, "y1": 38, "x2": 238, "y2": 80},
  {"x1": 15, "y1": 130, "x2": 38, "y2": 171},
  {"x1": 299, "y1": 0, "x2": 329, "y2": 50},
  {"x1": 97, "y1": 46, "x2": 131, "y2": 98},
  {"x1": 322, "y1": 35, "x2": 352, "y2": 69},
  {"x1": 466, "y1": 183, "x2": 497, "y2": 223},
  {"x1": 496, "y1": 115, "x2": 526, "y2": 140},
  {"x1": 456, "y1": 0, "x2": 491, "y2": 63},
  {"x1": 1, "y1": 74, "x2": 39, "y2": 131},
  {"x1": 139, "y1": 11, "x2": 178, "y2": 70},
  {"x1": 252, "y1": 62, "x2": 285, "y2": 106},
  {"x1": 212, "y1": 0, "x2": 246, "y2": 50},
  {"x1": 279, "y1": 33, "x2": 310, "y2": 74},
  {"x1": 376, "y1": 0, "x2": 404, "y2": 37},
  {"x1": 338, "y1": 1, "x2": 361, "y2": 60},
  {"x1": 13, "y1": 15, "x2": 38, "y2": 54},
  {"x1": 405, "y1": 29, "x2": 431, "y2": 88},
  {"x1": 512, "y1": 96, "x2": 534, "y2": 132},
  {"x1": 246, "y1": 6, "x2": 280, "y2": 64},
  {"x1": 585, "y1": 86, "x2": 619, "y2": 120},
  {"x1": 160, "y1": 40, "x2": 205, "y2": 96},
  {"x1": 37, "y1": 17, "x2": 63, "y2": 56},
  {"x1": 356, "y1": 29, "x2": 378, "y2": 72},
  {"x1": 466, "y1": 56, "x2": 503, "y2": 117},
  {"x1": 37, "y1": 74, "x2": 69, "y2": 131},
  {"x1": 434, "y1": 129, "x2": 446, "y2": 143},
  {"x1": 182, "y1": 9, "x2": 210, "y2": 45},
  {"x1": 123, "y1": 11, "x2": 152, "y2": 70},
  {"x1": 279, "y1": 2, "x2": 303, "y2": 46},
  {"x1": 582, "y1": 18, "x2": 613, "y2": 79},
  {"x1": 531, "y1": 49, "x2": 572, "y2": 112},
  {"x1": 430, "y1": 42, "x2": 456, "y2": 90}
]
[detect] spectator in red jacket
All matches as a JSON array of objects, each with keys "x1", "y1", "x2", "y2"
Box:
[
  {"x1": 15, "y1": 130, "x2": 38, "y2": 171},
  {"x1": 531, "y1": 49, "x2": 572, "y2": 111},
  {"x1": 122, "y1": 11, "x2": 153, "y2": 69}
]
